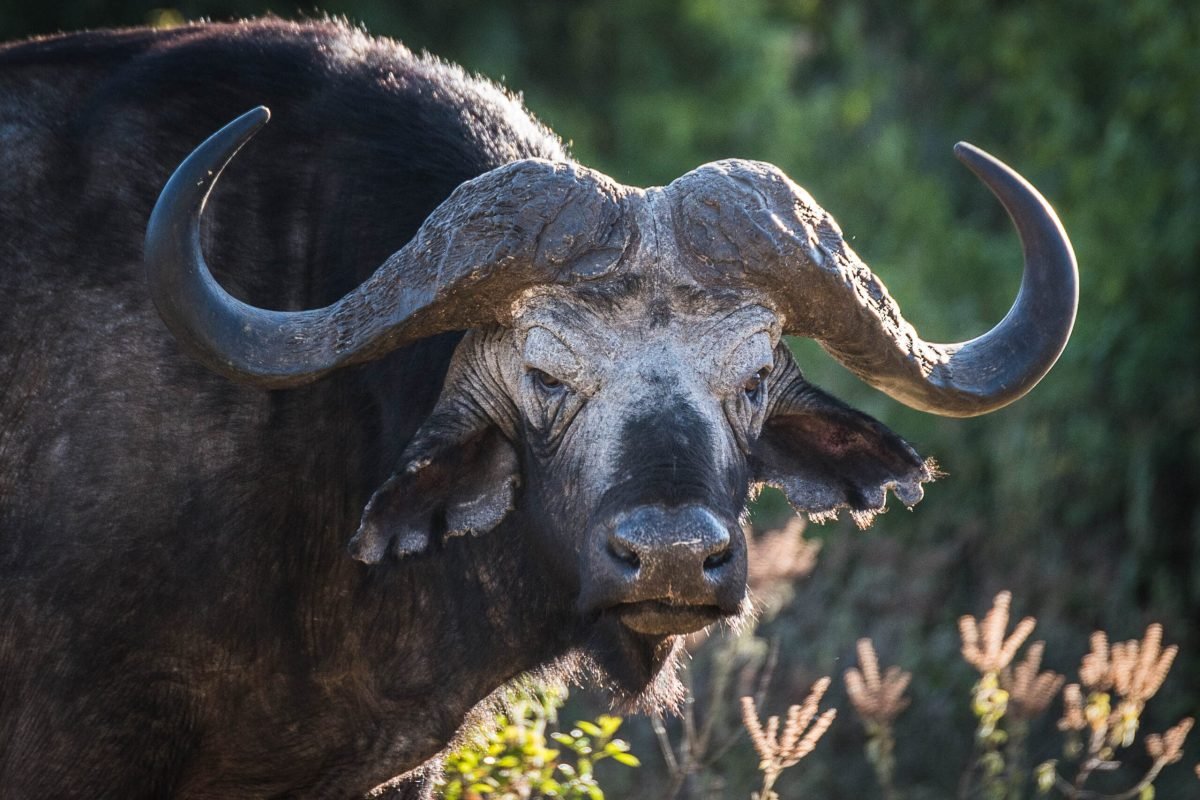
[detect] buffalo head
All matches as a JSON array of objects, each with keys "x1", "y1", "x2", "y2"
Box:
[{"x1": 144, "y1": 107, "x2": 1077, "y2": 696}]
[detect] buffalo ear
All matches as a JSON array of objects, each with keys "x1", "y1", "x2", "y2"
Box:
[
  {"x1": 751, "y1": 382, "x2": 933, "y2": 528},
  {"x1": 349, "y1": 427, "x2": 520, "y2": 564}
]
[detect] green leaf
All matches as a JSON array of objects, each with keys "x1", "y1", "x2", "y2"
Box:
[
  {"x1": 551, "y1": 732, "x2": 578, "y2": 749},
  {"x1": 598, "y1": 715, "x2": 623, "y2": 738},
  {"x1": 575, "y1": 720, "x2": 602, "y2": 738},
  {"x1": 1035, "y1": 760, "x2": 1057, "y2": 794}
]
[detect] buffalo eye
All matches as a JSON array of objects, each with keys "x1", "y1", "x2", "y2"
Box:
[
  {"x1": 743, "y1": 367, "x2": 770, "y2": 399},
  {"x1": 530, "y1": 367, "x2": 566, "y2": 393}
]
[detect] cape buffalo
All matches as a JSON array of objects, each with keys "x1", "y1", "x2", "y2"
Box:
[{"x1": 0, "y1": 18, "x2": 1077, "y2": 799}]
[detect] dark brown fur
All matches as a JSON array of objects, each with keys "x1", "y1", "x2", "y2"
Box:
[{"x1": 0, "y1": 19, "x2": 577, "y2": 799}]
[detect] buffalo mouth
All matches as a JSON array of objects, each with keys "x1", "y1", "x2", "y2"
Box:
[{"x1": 612, "y1": 600, "x2": 724, "y2": 635}]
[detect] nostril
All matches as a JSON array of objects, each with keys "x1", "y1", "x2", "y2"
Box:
[
  {"x1": 605, "y1": 506, "x2": 736, "y2": 576},
  {"x1": 703, "y1": 547, "x2": 732, "y2": 571},
  {"x1": 607, "y1": 536, "x2": 641, "y2": 568}
]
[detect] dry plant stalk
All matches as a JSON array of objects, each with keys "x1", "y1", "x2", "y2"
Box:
[
  {"x1": 1059, "y1": 624, "x2": 1179, "y2": 749},
  {"x1": 1058, "y1": 683, "x2": 1087, "y2": 733},
  {"x1": 845, "y1": 638, "x2": 911, "y2": 726},
  {"x1": 957, "y1": 592, "x2": 1067, "y2": 800},
  {"x1": 959, "y1": 590, "x2": 1037, "y2": 674},
  {"x1": 844, "y1": 638, "x2": 909, "y2": 800},
  {"x1": 652, "y1": 630, "x2": 780, "y2": 800},
  {"x1": 1144, "y1": 717, "x2": 1193, "y2": 765},
  {"x1": 651, "y1": 518, "x2": 820, "y2": 800},
  {"x1": 957, "y1": 598, "x2": 1192, "y2": 799},
  {"x1": 1001, "y1": 640, "x2": 1064, "y2": 721},
  {"x1": 1050, "y1": 624, "x2": 1191, "y2": 798},
  {"x1": 746, "y1": 517, "x2": 821, "y2": 596},
  {"x1": 741, "y1": 678, "x2": 837, "y2": 800},
  {"x1": 1078, "y1": 624, "x2": 1177, "y2": 747}
]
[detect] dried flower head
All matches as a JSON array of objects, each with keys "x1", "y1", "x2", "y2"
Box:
[
  {"x1": 1000, "y1": 641, "x2": 1064, "y2": 721},
  {"x1": 1115, "y1": 624, "x2": 1176, "y2": 704},
  {"x1": 1144, "y1": 717, "x2": 1193, "y2": 765},
  {"x1": 747, "y1": 517, "x2": 821, "y2": 594},
  {"x1": 741, "y1": 678, "x2": 837, "y2": 784},
  {"x1": 1080, "y1": 631, "x2": 1112, "y2": 690},
  {"x1": 959, "y1": 591, "x2": 1037, "y2": 674},
  {"x1": 1080, "y1": 625, "x2": 1177, "y2": 705},
  {"x1": 1058, "y1": 683, "x2": 1087, "y2": 732},
  {"x1": 844, "y1": 638, "x2": 911, "y2": 727},
  {"x1": 1062, "y1": 624, "x2": 1182, "y2": 754}
]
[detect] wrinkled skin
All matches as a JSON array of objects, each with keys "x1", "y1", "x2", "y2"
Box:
[{"x1": 351, "y1": 278, "x2": 932, "y2": 700}]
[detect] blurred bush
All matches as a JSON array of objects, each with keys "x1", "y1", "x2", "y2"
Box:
[
  {"x1": 438, "y1": 686, "x2": 639, "y2": 800},
  {"x1": 3, "y1": 0, "x2": 1196, "y2": 795}
]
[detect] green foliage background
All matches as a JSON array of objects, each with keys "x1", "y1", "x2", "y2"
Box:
[{"x1": 4, "y1": 1, "x2": 1197, "y2": 796}]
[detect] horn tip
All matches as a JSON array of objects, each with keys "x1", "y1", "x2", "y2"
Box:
[
  {"x1": 953, "y1": 141, "x2": 988, "y2": 167},
  {"x1": 242, "y1": 105, "x2": 271, "y2": 130}
]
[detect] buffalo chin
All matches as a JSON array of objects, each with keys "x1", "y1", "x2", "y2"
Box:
[{"x1": 583, "y1": 615, "x2": 686, "y2": 712}]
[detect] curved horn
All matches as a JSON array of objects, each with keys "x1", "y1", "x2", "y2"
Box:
[
  {"x1": 145, "y1": 108, "x2": 631, "y2": 388},
  {"x1": 669, "y1": 145, "x2": 1078, "y2": 417}
]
